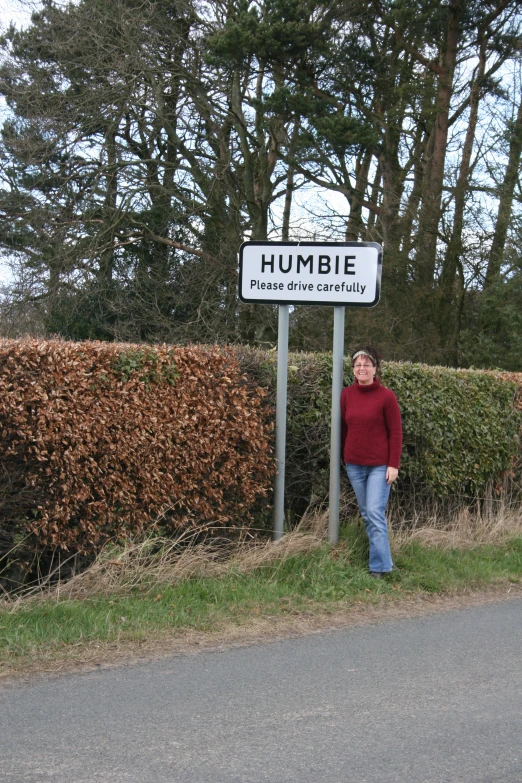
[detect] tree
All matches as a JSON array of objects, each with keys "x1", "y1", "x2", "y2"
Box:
[
  {"x1": 484, "y1": 92, "x2": 522, "y2": 288},
  {"x1": 1, "y1": 0, "x2": 522, "y2": 368}
]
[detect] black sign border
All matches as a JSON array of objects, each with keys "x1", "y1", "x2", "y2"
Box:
[{"x1": 238, "y1": 241, "x2": 382, "y2": 307}]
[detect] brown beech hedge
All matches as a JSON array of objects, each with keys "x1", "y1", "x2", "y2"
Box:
[
  {"x1": 0, "y1": 339, "x2": 273, "y2": 583},
  {"x1": 2, "y1": 338, "x2": 520, "y2": 590}
]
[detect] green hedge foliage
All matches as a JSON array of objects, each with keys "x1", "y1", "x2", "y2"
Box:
[
  {"x1": 380, "y1": 363, "x2": 520, "y2": 495},
  {"x1": 234, "y1": 349, "x2": 521, "y2": 516}
]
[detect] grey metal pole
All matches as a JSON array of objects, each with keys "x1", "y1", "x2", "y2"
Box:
[
  {"x1": 273, "y1": 304, "x2": 290, "y2": 540},
  {"x1": 328, "y1": 306, "x2": 345, "y2": 544}
]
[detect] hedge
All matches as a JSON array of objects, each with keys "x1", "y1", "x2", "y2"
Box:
[
  {"x1": 233, "y1": 349, "x2": 522, "y2": 516},
  {"x1": 381, "y1": 363, "x2": 520, "y2": 495},
  {"x1": 0, "y1": 339, "x2": 273, "y2": 586},
  {"x1": 1, "y1": 340, "x2": 520, "y2": 589}
]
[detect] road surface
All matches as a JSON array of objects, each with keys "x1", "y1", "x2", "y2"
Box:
[{"x1": 2, "y1": 597, "x2": 521, "y2": 782}]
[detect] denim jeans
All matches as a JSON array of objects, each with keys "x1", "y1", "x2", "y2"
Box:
[{"x1": 346, "y1": 464, "x2": 393, "y2": 573}]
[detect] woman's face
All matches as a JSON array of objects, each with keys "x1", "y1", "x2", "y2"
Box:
[{"x1": 352, "y1": 356, "x2": 376, "y2": 385}]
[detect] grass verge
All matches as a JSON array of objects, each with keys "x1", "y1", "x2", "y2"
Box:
[{"x1": 1, "y1": 521, "x2": 522, "y2": 678}]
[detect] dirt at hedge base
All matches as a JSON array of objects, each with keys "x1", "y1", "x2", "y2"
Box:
[{"x1": 1, "y1": 583, "x2": 520, "y2": 686}]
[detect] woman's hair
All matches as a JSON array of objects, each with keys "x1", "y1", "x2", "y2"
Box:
[{"x1": 351, "y1": 346, "x2": 381, "y2": 375}]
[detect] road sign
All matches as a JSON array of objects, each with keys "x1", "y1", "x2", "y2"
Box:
[
  {"x1": 239, "y1": 241, "x2": 382, "y2": 307},
  {"x1": 239, "y1": 240, "x2": 384, "y2": 544}
]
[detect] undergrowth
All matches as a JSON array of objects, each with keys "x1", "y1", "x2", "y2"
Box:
[{"x1": 1, "y1": 509, "x2": 521, "y2": 674}]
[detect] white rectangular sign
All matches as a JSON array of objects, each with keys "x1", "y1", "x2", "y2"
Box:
[{"x1": 239, "y1": 241, "x2": 382, "y2": 306}]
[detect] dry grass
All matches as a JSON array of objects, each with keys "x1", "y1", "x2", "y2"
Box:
[
  {"x1": 3, "y1": 487, "x2": 522, "y2": 612},
  {"x1": 1, "y1": 512, "x2": 328, "y2": 609},
  {"x1": 2, "y1": 501, "x2": 521, "y2": 679},
  {"x1": 388, "y1": 490, "x2": 522, "y2": 549},
  {"x1": 336, "y1": 481, "x2": 522, "y2": 549}
]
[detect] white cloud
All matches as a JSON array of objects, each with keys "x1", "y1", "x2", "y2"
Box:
[{"x1": 1, "y1": 1, "x2": 39, "y2": 32}]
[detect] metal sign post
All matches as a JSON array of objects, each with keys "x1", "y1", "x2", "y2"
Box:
[
  {"x1": 273, "y1": 304, "x2": 289, "y2": 540},
  {"x1": 238, "y1": 241, "x2": 382, "y2": 543},
  {"x1": 328, "y1": 306, "x2": 345, "y2": 544}
]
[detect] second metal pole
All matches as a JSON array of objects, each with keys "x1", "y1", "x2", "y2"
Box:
[{"x1": 328, "y1": 306, "x2": 345, "y2": 544}]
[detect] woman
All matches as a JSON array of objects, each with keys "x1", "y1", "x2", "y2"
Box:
[{"x1": 340, "y1": 347, "x2": 402, "y2": 577}]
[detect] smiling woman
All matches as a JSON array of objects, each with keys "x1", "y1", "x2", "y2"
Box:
[{"x1": 341, "y1": 346, "x2": 403, "y2": 577}]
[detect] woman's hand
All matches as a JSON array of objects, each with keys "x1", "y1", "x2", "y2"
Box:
[{"x1": 386, "y1": 467, "x2": 398, "y2": 485}]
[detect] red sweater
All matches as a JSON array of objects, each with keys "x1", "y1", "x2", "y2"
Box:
[{"x1": 341, "y1": 378, "x2": 402, "y2": 468}]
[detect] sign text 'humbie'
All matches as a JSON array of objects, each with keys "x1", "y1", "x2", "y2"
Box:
[{"x1": 239, "y1": 242, "x2": 382, "y2": 306}]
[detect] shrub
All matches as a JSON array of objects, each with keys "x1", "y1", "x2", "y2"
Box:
[
  {"x1": 381, "y1": 363, "x2": 520, "y2": 495},
  {"x1": 0, "y1": 339, "x2": 273, "y2": 586},
  {"x1": 234, "y1": 349, "x2": 521, "y2": 516},
  {"x1": 1, "y1": 339, "x2": 520, "y2": 589}
]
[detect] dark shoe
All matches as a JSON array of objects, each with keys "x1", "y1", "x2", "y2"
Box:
[{"x1": 369, "y1": 572, "x2": 383, "y2": 578}]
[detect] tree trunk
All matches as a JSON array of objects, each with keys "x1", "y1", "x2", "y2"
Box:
[
  {"x1": 415, "y1": 0, "x2": 464, "y2": 289},
  {"x1": 365, "y1": 160, "x2": 381, "y2": 238},
  {"x1": 345, "y1": 149, "x2": 372, "y2": 241},
  {"x1": 282, "y1": 120, "x2": 300, "y2": 241},
  {"x1": 438, "y1": 34, "x2": 487, "y2": 353},
  {"x1": 484, "y1": 95, "x2": 522, "y2": 288},
  {"x1": 99, "y1": 126, "x2": 118, "y2": 288}
]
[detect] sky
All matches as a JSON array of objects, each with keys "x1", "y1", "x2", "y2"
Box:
[
  {"x1": 1, "y1": 0, "x2": 38, "y2": 31},
  {"x1": 0, "y1": 2, "x2": 39, "y2": 285}
]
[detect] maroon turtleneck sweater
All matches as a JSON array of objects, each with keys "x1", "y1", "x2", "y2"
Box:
[{"x1": 340, "y1": 378, "x2": 402, "y2": 468}]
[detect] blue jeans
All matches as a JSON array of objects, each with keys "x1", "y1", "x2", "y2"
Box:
[{"x1": 346, "y1": 464, "x2": 393, "y2": 573}]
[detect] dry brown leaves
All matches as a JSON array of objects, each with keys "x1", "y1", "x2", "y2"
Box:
[{"x1": 0, "y1": 339, "x2": 273, "y2": 558}]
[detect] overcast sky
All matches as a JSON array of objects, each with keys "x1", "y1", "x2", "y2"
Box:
[
  {"x1": 1, "y1": 2, "x2": 38, "y2": 284},
  {"x1": 1, "y1": 0, "x2": 39, "y2": 32}
]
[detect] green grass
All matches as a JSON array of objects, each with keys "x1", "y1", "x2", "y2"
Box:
[{"x1": 1, "y1": 524, "x2": 521, "y2": 672}]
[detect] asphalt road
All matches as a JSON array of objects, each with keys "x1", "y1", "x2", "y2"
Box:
[{"x1": 2, "y1": 597, "x2": 521, "y2": 783}]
